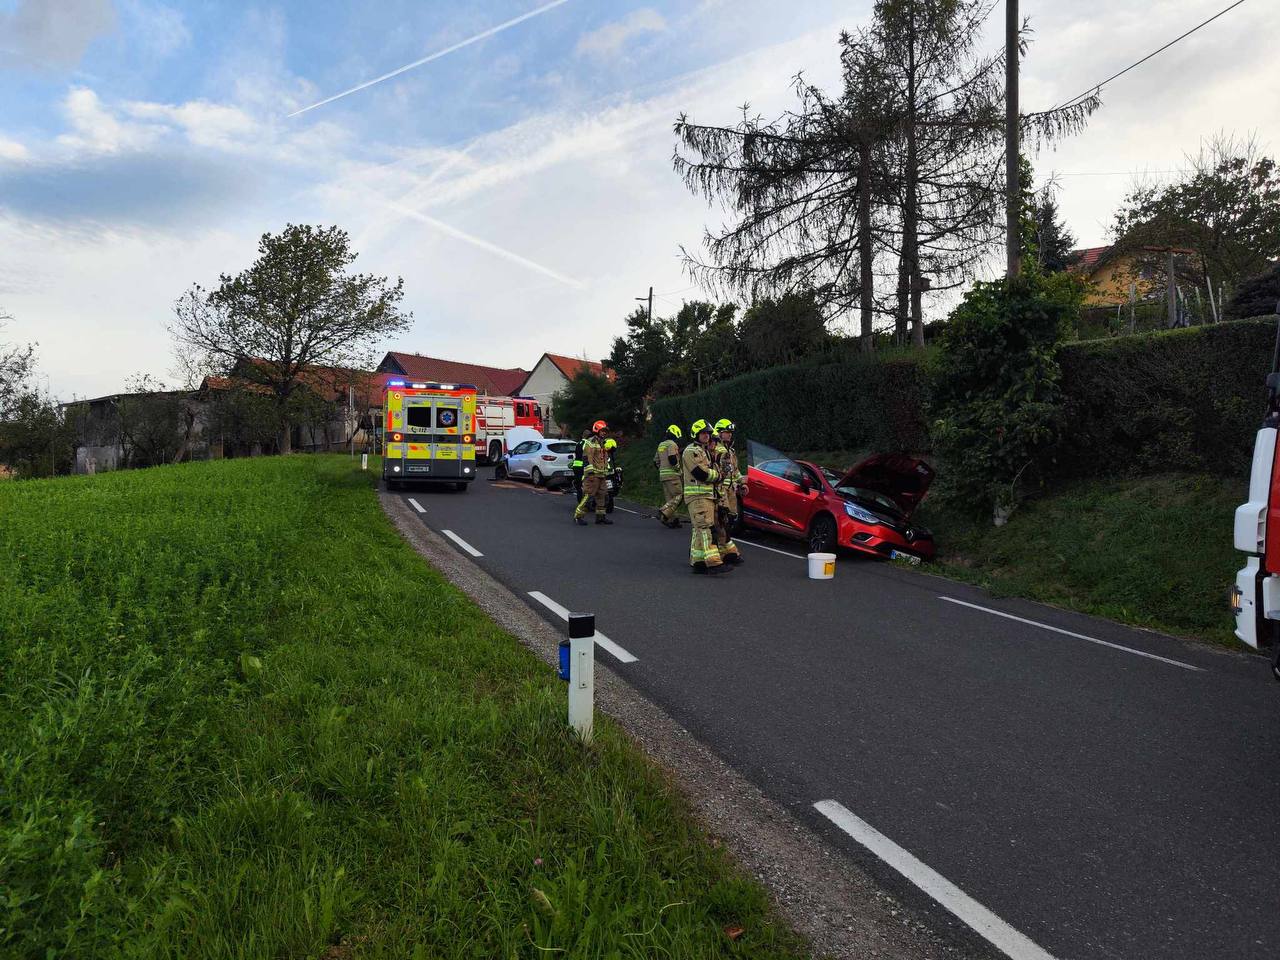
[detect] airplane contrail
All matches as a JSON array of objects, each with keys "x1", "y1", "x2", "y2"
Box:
[
  {"x1": 288, "y1": 0, "x2": 573, "y2": 118},
  {"x1": 382, "y1": 200, "x2": 585, "y2": 289}
]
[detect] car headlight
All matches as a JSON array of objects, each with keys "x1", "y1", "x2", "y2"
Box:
[
  {"x1": 463, "y1": 467, "x2": 472, "y2": 474},
  {"x1": 844, "y1": 501, "x2": 880, "y2": 524},
  {"x1": 393, "y1": 465, "x2": 401, "y2": 473}
]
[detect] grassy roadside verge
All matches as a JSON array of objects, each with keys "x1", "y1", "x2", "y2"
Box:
[
  {"x1": 1, "y1": 455, "x2": 808, "y2": 958},
  {"x1": 617, "y1": 441, "x2": 1244, "y2": 646}
]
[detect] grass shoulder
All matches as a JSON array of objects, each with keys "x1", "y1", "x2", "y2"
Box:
[{"x1": 1, "y1": 454, "x2": 809, "y2": 958}]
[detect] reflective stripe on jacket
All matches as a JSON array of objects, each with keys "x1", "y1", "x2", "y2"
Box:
[
  {"x1": 655, "y1": 438, "x2": 681, "y2": 479},
  {"x1": 681, "y1": 442, "x2": 718, "y2": 499},
  {"x1": 582, "y1": 437, "x2": 609, "y2": 475}
]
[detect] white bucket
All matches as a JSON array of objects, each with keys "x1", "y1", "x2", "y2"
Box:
[{"x1": 807, "y1": 552, "x2": 836, "y2": 580}]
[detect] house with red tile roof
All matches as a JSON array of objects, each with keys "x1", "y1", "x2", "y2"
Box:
[
  {"x1": 376, "y1": 351, "x2": 528, "y2": 397},
  {"x1": 1068, "y1": 244, "x2": 1200, "y2": 308},
  {"x1": 516, "y1": 353, "x2": 615, "y2": 436}
]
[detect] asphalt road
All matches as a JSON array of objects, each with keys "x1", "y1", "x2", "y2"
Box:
[{"x1": 391, "y1": 473, "x2": 1280, "y2": 960}]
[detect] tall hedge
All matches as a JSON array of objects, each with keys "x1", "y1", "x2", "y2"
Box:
[
  {"x1": 648, "y1": 350, "x2": 929, "y2": 454},
  {"x1": 1055, "y1": 318, "x2": 1274, "y2": 477},
  {"x1": 650, "y1": 317, "x2": 1275, "y2": 478}
]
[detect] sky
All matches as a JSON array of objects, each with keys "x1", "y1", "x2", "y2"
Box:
[{"x1": 0, "y1": 0, "x2": 1277, "y2": 399}]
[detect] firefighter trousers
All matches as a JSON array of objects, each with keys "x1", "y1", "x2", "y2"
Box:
[
  {"x1": 575, "y1": 474, "x2": 607, "y2": 519},
  {"x1": 688, "y1": 498, "x2": 723, "y2": 567},
  {"x1": 713, "y1": 504, "x2": 740, "y2": 559},
  {"x1": 659, "y1": 477, "x2": 684, "y2": 520}
]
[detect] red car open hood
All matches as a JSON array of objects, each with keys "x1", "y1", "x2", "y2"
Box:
[{"x1": 837, "y1": 454, "x2": 935, "y2": 518}]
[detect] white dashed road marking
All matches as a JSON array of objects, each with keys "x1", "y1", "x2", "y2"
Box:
[
  {"x1": 815, "y1": 800, "x2": 1059, "y2": 960},
  {"x1": 527, "y1": 590, "x2": 639, "y2": 663},
  {"x1": 441, "y1": 530, "x2": 483, "y2": 557},
  {"x1": 407, "y1": 498, "x2": 426, "y2": 513}
]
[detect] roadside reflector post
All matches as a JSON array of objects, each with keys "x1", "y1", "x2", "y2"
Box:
[
  {"x1": 567, "y1": 613, "x2": 595, "y2": 743},
  {"x1": 361, "y1": 453, "x2": 368, "y2": 471}
]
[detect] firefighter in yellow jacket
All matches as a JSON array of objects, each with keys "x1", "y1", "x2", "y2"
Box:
[
  {"x1": 711, "y1": 418, "x2": 746, "y2": 564},
  {"x1": 655, "y1": 424, "x2": 684, "y2": 528},
  {"x1": 574, "y1": 420, "x2": 614, "y2": 526},
  {"x1": 683, "y1": 419, "x2": 730, "y2": 574}
]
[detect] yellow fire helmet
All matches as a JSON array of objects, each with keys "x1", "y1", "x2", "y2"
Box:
[
  {"x1": 605, "y1": 438, "x2": 617, "y2": 450},
  {"x1": 691, "y1": 418, "x2": 712, "y2": 437},
  {"x1": 667, "y1": 424, "x2": 683, "y2": 439},
  {"x1": 714, "y1": 418, "x2": 735, "y2": 432}
]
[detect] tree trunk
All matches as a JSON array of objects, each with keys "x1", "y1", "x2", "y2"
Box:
[
  {"x1": 858, "y1": 140, "x2": 876, "y2": 352},
  {"x1": 895, "y1": 244, "x2": 910, "y2": 346},
  {"x1": 905, "y1": 22, "x2": 925, "y2": 348}
]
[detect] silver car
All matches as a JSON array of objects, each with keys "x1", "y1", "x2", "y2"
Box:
[{"x1": 498, "y1": 439, "x2": 576, "y2": 487}]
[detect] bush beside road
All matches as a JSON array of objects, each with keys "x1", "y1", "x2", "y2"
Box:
[{"x1": 0, "y1": 455, "x2": 809, "y2": 959}]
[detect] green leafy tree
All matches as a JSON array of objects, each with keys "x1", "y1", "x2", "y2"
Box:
[
  {"x1": 1, "y1": 314, "x2": 34, "y2": 422},
  {"x1": 607, "y1": 307, "x2": 674, "y2": 423},
  {"x1": 171, "y1": 224, "x2": 410, "y2": 454},
  {"x1": 1226, "y1": 263, "x2": 1280, "y2": 320},
  {"x1": 928, "y1": 272, "x2": 1082, "y2": 521},
  {"x1": 1112, "y1": 135, "x2": 1280, "y2": 296},
  {"x1": 737, "y1": 292, "x2": 829, "y2": 370},
  {"x1": 551, "y1": 370, "x2": 626, "y2": 437}
]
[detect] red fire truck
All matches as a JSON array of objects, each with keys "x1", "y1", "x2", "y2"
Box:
[
  {"x1": 1233, "y1": 311, "x2": 1280, "y2": 681},
  {"x1": 475, "y1": 395, "x2": 544, "y2": 463}
]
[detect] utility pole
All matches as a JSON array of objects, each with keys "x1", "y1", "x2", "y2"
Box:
[
  {"x1": 1005, "y1": 0, "x2": 1021, "y2": 278},
  {"x1": 635, "y1": 286, "x2": 653, "y2": 321},
  {"x1": 1166, "y1": 248, "x2": 1178, "y2": 328}
]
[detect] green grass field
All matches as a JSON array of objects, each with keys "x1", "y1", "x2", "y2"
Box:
[
  {"x1": 617, "y1": 441, "x2": 1245, "y2": 646},
  {"x1": 1, "y1": 455, "x2": 808, "y2": 959}
]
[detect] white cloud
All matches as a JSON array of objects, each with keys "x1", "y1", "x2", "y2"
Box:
[
  {"x1": 0, "y1": 0, "x2": 115, "y2": 70},
  {"x1": 0, "y1": 137, "x2": 30, "y2": 161},
  {"x1": 575, "y1": 8, "x2": 667, "y2": 59},
  {"x1": 56, "y1": 87, "x2": 164, "y2": 153},
  {"x1": 123, "y1": 100, "x2": 258, "y2": 151}
]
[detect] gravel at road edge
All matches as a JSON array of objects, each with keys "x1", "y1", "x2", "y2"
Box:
[{"x1": 381, "y1": 491, "x2": 977, "y2": 960}]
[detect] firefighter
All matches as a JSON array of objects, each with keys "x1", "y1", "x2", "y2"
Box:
[
  {"x1": 711, "y1": 418, "x2": 746, "y2": 565},
  {"x1": 683, "y1": 419, "x2": 729, "y2": 574},
  {"x1": 656, "y1": 424, "x2": 684, "y2": 528},
  {"x1": 604, "y1": 437, "x2": 623, "y2": 499},
  {"x1": 574, "y1": 420, "x2": 614, "y2": 526},
  {"x1": 571, "y1": 428, "x2": 589, "y2": 502}
]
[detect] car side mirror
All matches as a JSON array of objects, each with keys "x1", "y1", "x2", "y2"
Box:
[{"x1": 797, "y1": 475, "x2": 811, "y2": 493}]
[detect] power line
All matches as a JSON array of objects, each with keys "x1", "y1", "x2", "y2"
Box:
[
  {"x1": 1048, "y1": 0, "x2": 1250, "y2": 112},
  {"x1": 1054, "y1": 168, "x2": 1184, "y2": 178}
]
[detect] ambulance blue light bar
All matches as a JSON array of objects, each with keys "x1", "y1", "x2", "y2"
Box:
[{"x1": 386, "y1": 379, "x2": 406, "y2": 386}]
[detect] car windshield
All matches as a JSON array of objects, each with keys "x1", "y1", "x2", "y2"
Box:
[{"x1": 548, "y1": 442, "x2": 575, "y2": 454}]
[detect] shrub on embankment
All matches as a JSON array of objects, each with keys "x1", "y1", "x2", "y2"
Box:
[
  {"x1": 0, "y1": 456, "x2": 808, "y2": 958},
  {"x1": 649, "y1": 316, "x2": 1276, "y2": 479}
]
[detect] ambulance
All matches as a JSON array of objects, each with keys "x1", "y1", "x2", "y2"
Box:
[{"x1": 382, "y1": 380, "x2": 478, "y2": 491}]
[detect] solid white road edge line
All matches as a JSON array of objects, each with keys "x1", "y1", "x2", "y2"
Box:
[
  {"x1": 814, "y1": 800, "x2": 1059, "y2": 960},
  {"x1": 734, "y1": 537, "x2": 806, "y2": 560},
  {"x1": 407, "y1": 498, "x2": 426, "y2": 514},
  {"x1": 441, "y1": 529, "x2": 483, "y2": 557},
  {"x1": 939, "y1": 596, "x2": 1201, "y2": 672},
  {"x1": 527, "y1": 590, "x2": 639, "y2": 663}
]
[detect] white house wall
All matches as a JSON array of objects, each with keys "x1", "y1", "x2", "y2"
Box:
[{"x1": 519, "y1": 357, "x2": 570, "y2": 436}]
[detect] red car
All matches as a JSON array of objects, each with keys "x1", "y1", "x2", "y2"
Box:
[{"x1": 740, "y1": 445, "x2": 936, "y2": 560}]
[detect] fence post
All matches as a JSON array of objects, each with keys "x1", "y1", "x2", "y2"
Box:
[{"x1": 567, "y1": 613, "x2": 595, "y2": 743}]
